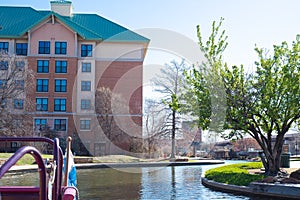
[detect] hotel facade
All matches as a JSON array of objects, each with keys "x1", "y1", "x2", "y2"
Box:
[{"x1": 0, "y1": 1, "x2": 149, "y2": 155}]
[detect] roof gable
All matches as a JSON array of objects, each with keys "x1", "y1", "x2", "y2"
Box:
[
  {"x1": 0, "y1": 6, "x2": 149, "y2": 43},
  {"x1": 65, "y1": 14, "x2": 148, "y2": 42},
  {"x1": 0, "y1": 7, "x2": 49, "y2": 38}
]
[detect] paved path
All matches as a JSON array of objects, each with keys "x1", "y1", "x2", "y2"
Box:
[
  {"x1": 75, "y1": 159, "x2": 225, "y2": 169},
  {"x1": 4, "y1": 159, "x2": 225, "y2": 173}
]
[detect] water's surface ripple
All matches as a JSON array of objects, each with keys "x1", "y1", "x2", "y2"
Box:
[{"x1": 0, "y1": 161, "x2": 251, "y2": 199}]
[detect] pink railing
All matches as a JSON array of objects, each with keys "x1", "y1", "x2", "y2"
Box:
[{"x1": 0, "y1": 137, "x2": 64, "y2": 200}]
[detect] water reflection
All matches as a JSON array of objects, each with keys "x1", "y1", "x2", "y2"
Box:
[
  {"x1": 0, "y1": 171, "x2": 39, "y2": 186},
  {"x1": 0, "y1": 163, "x2": 251, "y2": 199},
  {"x1": 171, "y1": 166, "x2": 176, "y2": 199},
  {"x1": 78, "y1": 168, "x2": 142, "y2": 200},
  {"x1": 139, "y1": 165, "x2": 248, "y2": 200}
]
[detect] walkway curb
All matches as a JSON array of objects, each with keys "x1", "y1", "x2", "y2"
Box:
[
  {"x1": 75, "y1": 160, "x2": 225, "y2": 169},
  {"x1": 201, "y1": 177, "x2": 300, "y2": 199},
  {"x1": 5, "y1": 160, "x2": 225, "y2": 173}
]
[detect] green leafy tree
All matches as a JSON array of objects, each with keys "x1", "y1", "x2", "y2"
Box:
[
  {"x1": 184, "y1": 18, "x2": 227, "y2": 134},
  {"x1": 186, "y1": 18, "x2": 300, "y2": 175},
  {"x1": 224, "y1": 40, "x2": 300, "y2": 175}
]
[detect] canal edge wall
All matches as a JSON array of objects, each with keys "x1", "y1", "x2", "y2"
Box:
[
  {"x1": 75, "y1": 160, "x2": 225, "y2": 169},
  {"x1": 4, "y1": 160, "x2": 225, "y2": 173},
  {"x1": 201, "y1": 177, "x2": 300, "y2": 199}
]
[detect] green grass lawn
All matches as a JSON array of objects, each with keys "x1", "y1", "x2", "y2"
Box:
[
  {"x1": 0, "y1": 153, "x2": 144, "y2": 165},
  {"x1": 92, "y1": 155, "x2": 143, "y2": 163},
  {"x1": 0, "y1": 153, "x2": 52, "y2": 165},
  {"x1": 205, "y1": 162, "x2": 266, "y2": 186}
]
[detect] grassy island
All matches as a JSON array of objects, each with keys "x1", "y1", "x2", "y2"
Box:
[{"x1": 205, "y1": 162, "x2": 266, "y2": 186}]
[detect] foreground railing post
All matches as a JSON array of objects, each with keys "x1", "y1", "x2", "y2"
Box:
[{"x1": 0, "y1": 146, "x2": 47, "y2": 200}]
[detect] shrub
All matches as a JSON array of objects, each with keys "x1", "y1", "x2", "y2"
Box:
[{"x1": 205, "y1": 162, "x2": 266, "y2": 186}]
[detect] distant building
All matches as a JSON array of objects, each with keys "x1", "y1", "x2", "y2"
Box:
[
  {"x1": 280, "y1": 133, "x2": 300, "y2": 155},
  {"x1": 213, "y1": 141, "x2": 231, "y2": 159},
  {"x1": 0, "y1": 1, "x2": 149, "y2": 155}
]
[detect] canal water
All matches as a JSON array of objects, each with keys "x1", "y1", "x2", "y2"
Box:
[
  {"x1": 77, "y1": 164, "x2": 249, "y2": 200},
  {"x1": 0, "y1": 161, "x2": 251, "y2": 199}
]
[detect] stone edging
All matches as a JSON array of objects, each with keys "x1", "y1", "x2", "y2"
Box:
[
  {"x1": 201, "y1": 177, "x2": 251, "y2": 196},
  {"x1": 201, "y1": 177, "x2": 300, "y2": 199}
]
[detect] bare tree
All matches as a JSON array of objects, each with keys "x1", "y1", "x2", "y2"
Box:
[
  {"x1": 95, "y1": 87, "x2": 131, "y2": 154},
  {"x1": 143, "y1": 98, "x2": 169, "y2": 158},
  {"x1": 152, "y1": 59, "x2": 188, "y2": 159},
  {"x1": 0, "y1": 51, "x2": 34, "y2": 136}
]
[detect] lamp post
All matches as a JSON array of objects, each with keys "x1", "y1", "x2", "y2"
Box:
[{"x1": 295, "y1": 140, "x2": 298, "y2": 156}]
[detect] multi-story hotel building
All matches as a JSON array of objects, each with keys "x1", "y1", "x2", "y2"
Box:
[{"x1": 0, "y1": 1, "x2": 149, "y2": 155}]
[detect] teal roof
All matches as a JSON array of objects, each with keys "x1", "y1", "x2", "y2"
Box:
[
  {"x1": 0, "y1": 6, "x2": 149, "y2": 43},
  {"x1": 0, "y1": 7, "x2": 48, "y2": 38}
]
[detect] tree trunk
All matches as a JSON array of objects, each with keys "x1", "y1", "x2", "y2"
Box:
[
  {"x1": 260, "y1": 153, "x2": 280, "y2": 176},
  {"x1": 170, "y1": 110, "x2": 176, "y2": 159},
  {"x1": 260, "y1": 142, "x2": 283, "y2": 176}
]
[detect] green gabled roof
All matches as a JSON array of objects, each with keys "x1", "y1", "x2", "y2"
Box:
[
  {"x1": 0, "y1": 7, "x2": 49, "y2": 38},
  {"x1": 62, "y1": 14, "x2": 149, "y2": 42},
  {"x1": 54, "y1": 14, "x2": 103, "y2": 41},
  {"x1": 0, "y1": 6, "x2": 149, "y2": 43}
]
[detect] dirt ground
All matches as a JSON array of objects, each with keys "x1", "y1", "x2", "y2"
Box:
[{"x1": 248, "y1": 168, "x2": 298, "y2": 175}]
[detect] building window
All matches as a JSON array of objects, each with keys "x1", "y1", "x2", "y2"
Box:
[
  {"x1": 81, "y1": 44, "x2": 92, "y2": 57},
  {"x1": 82, "y1": 62, "x2": 91, "y2": 72},
  {"x1": 16, "y1": 61, "x2": 25, "y2": 71},
  {"x1": 11, "y1": 142, "x2": 21, "y2": 148},
  {"x1": 55, "y1": 79, "x2": 67, "y2": 92},
  {"x1": 55, "y1": 61, "x2": 67, "y2": 73},
  {"x1": 54, "y1": 119, "x2": 67, "y2": 131},
  {"x1": 0, "y1": 42, "x2": 8, "y2": 52},
  {"x1": 36, "y1": 79, "x2": 48, "y2": 92},
  {"x1": 34, "y1": 118, "x2": 47, "y2": 131},
  {"x1": 54, "y1": 99, "x2": 66, "y2": 112},
  {"x1": 37, "y1": 60, "x2": 49, "y2": 73},
  {"x1": 0, "y1": 80, "x2": 7, "y2": 89},
  {"x1": 38, "y1": 41, "x2": 50, "y2": 54},
  {"x1": 55, "y1": 42, "x2": 67, "y2": 55},
  {"x1": 36, "y1": 98, "x2": 48, "y2": 111},
  {"x1": 81, "y1": 99, "x2": 91, "y2": 110},
  {"x1": 0, "y1": 61, "x2": 8, "y2": 70},
  {"x1": 13, "y1": 99, "x2": 24, "y2": 109},
  {"x1": 15, "y1": 80, "x2": 24, "y2": 90},
  {"x1": 12, "y1": 119, "x2": 22, "y2": 129},
  {"x1": 81, "y1": 81, "x2": 91, "y2": 91},
  {"x1": 80, "y1": 119, "x2": 91, "y2": 130},
  {"x1": 16, "y1": 43, "x2": 28, "y2": 55},
  {"x1": 0, "y1": 99, "x2": 6, "y2": 108}
]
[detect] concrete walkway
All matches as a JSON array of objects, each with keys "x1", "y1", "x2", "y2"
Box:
[
  {"x1": 5, "y1": 159, "x2": 224, "y2": 173},
  {"x1": 75, "y1": 159, "x2": 225, "y2": 169}
]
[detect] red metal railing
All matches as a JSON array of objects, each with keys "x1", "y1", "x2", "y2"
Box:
[{"x1": 0, "y1": 137, "x2": 64, "y2": 200}]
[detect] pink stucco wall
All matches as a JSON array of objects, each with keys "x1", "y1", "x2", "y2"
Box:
[{"x1": 30, "y1": 21, "x2": 76, "y2": 56}]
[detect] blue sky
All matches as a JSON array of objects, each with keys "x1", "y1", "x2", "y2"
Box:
[
  {"x1": 3, "y1": 1, "x2": 300, "y2": 138},
  {"x1": 3, "y1": 0, "x2": 300, "y2": 87},
  {"x1": 3, "y1": 0, "x2": 300, "y2": 69}
]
